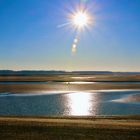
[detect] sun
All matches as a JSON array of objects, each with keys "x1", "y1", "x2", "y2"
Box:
[{"x1": 72, "y1": 11, "x2": 91, "y2": 29}]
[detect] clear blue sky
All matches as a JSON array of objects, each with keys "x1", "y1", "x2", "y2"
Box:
[{"x1": 0, "y1": 0, "x2": 140, "y2": 71}]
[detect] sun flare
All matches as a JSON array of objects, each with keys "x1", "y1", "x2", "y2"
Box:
[
  {"x1": 66, "y1": 7, "x2": 93, "y2": 53},
  {"x1": 72, "y1": 11, "x2": 91, "y2": 29}
]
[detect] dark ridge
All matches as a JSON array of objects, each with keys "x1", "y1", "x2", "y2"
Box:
[{"x1": 0, "y1": 70, "x2": 140, "y2": 76}]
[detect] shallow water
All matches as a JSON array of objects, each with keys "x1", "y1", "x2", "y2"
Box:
[{"x1": 0, "y1": 90, "x2": 140, "y2": 116}]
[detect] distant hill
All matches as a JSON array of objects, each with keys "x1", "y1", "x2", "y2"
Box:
[
  {"x1": 0, "y1": 70, "x2": 66, "y2": 75},
  {"x1": 0, "y1": 70, "x2": 140, "y2": 76}
]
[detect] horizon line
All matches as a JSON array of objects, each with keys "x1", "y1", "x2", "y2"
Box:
[{"x1": 0, "y1": 69, "x2": 140, "y2": 73}]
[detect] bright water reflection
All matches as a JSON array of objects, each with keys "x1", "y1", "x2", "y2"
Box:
[
  {"x1": 0, "y1": 90, "x2": 140, "y2": 116},
  {"x1": 66, "y1": 92, "x2": 98, "y2": 115}
]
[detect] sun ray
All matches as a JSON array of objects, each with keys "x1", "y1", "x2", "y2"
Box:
[{"x1": 57, "y1": 22, "x2": 71, "y2": 28}]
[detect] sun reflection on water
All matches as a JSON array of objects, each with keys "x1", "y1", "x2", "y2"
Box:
[{"x1": 66, "y1": 92, "x2": 97, "y2": 116}]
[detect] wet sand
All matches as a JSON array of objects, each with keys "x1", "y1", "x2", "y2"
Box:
[
  {"x1": 0, "y1": 74, "x2": 140, "y2": 82},
  {"x1": 113, "y1": 94, "x2": 140, "y2": 103},
  {"x1": 0, "y1": 74, "x2": 140, "y2": 93},
  {"x1": 0, "y1": 116, "x2": 140, "y2": 140},
  {"x1": 0, "y1": 82, "x2": 140, "y2": 93}
]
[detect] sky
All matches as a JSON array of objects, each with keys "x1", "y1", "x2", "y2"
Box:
[{"x1": 0, "y1": 0, "x2": 140, "y2": 72}]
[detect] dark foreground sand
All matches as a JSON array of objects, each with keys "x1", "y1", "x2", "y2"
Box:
[{"x1": 0, "y1": 116, "x2": 140, "y2": 140}]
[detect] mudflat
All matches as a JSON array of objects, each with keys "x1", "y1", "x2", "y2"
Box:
[
  {"x1": 0, "y1": 74, "x2": 140, "y2": 93},
  {"x1": 0, "y1": 82, "x2": 140, "y2": 93},
  {"x1": 0, "y1": 74, "x2": 140, "y2": 82}
]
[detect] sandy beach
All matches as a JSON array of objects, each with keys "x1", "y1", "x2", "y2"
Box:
[
  {"x1": 0, "y1": 116, "x2": 140, "y2": 140},
  {"x1": 0, "y1": 74, "x2": 140, "y2": 139},
  {"x1": 1, "y1": 0, "x2": 140, "y2": 139}
]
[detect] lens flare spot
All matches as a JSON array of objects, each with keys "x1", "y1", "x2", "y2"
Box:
[
  {"x1": 72, "y1": 44, "x2": 77, "y2": 53},
  {"x1": 74, "y1": 38, "x2": 78, "y2": 43}
]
